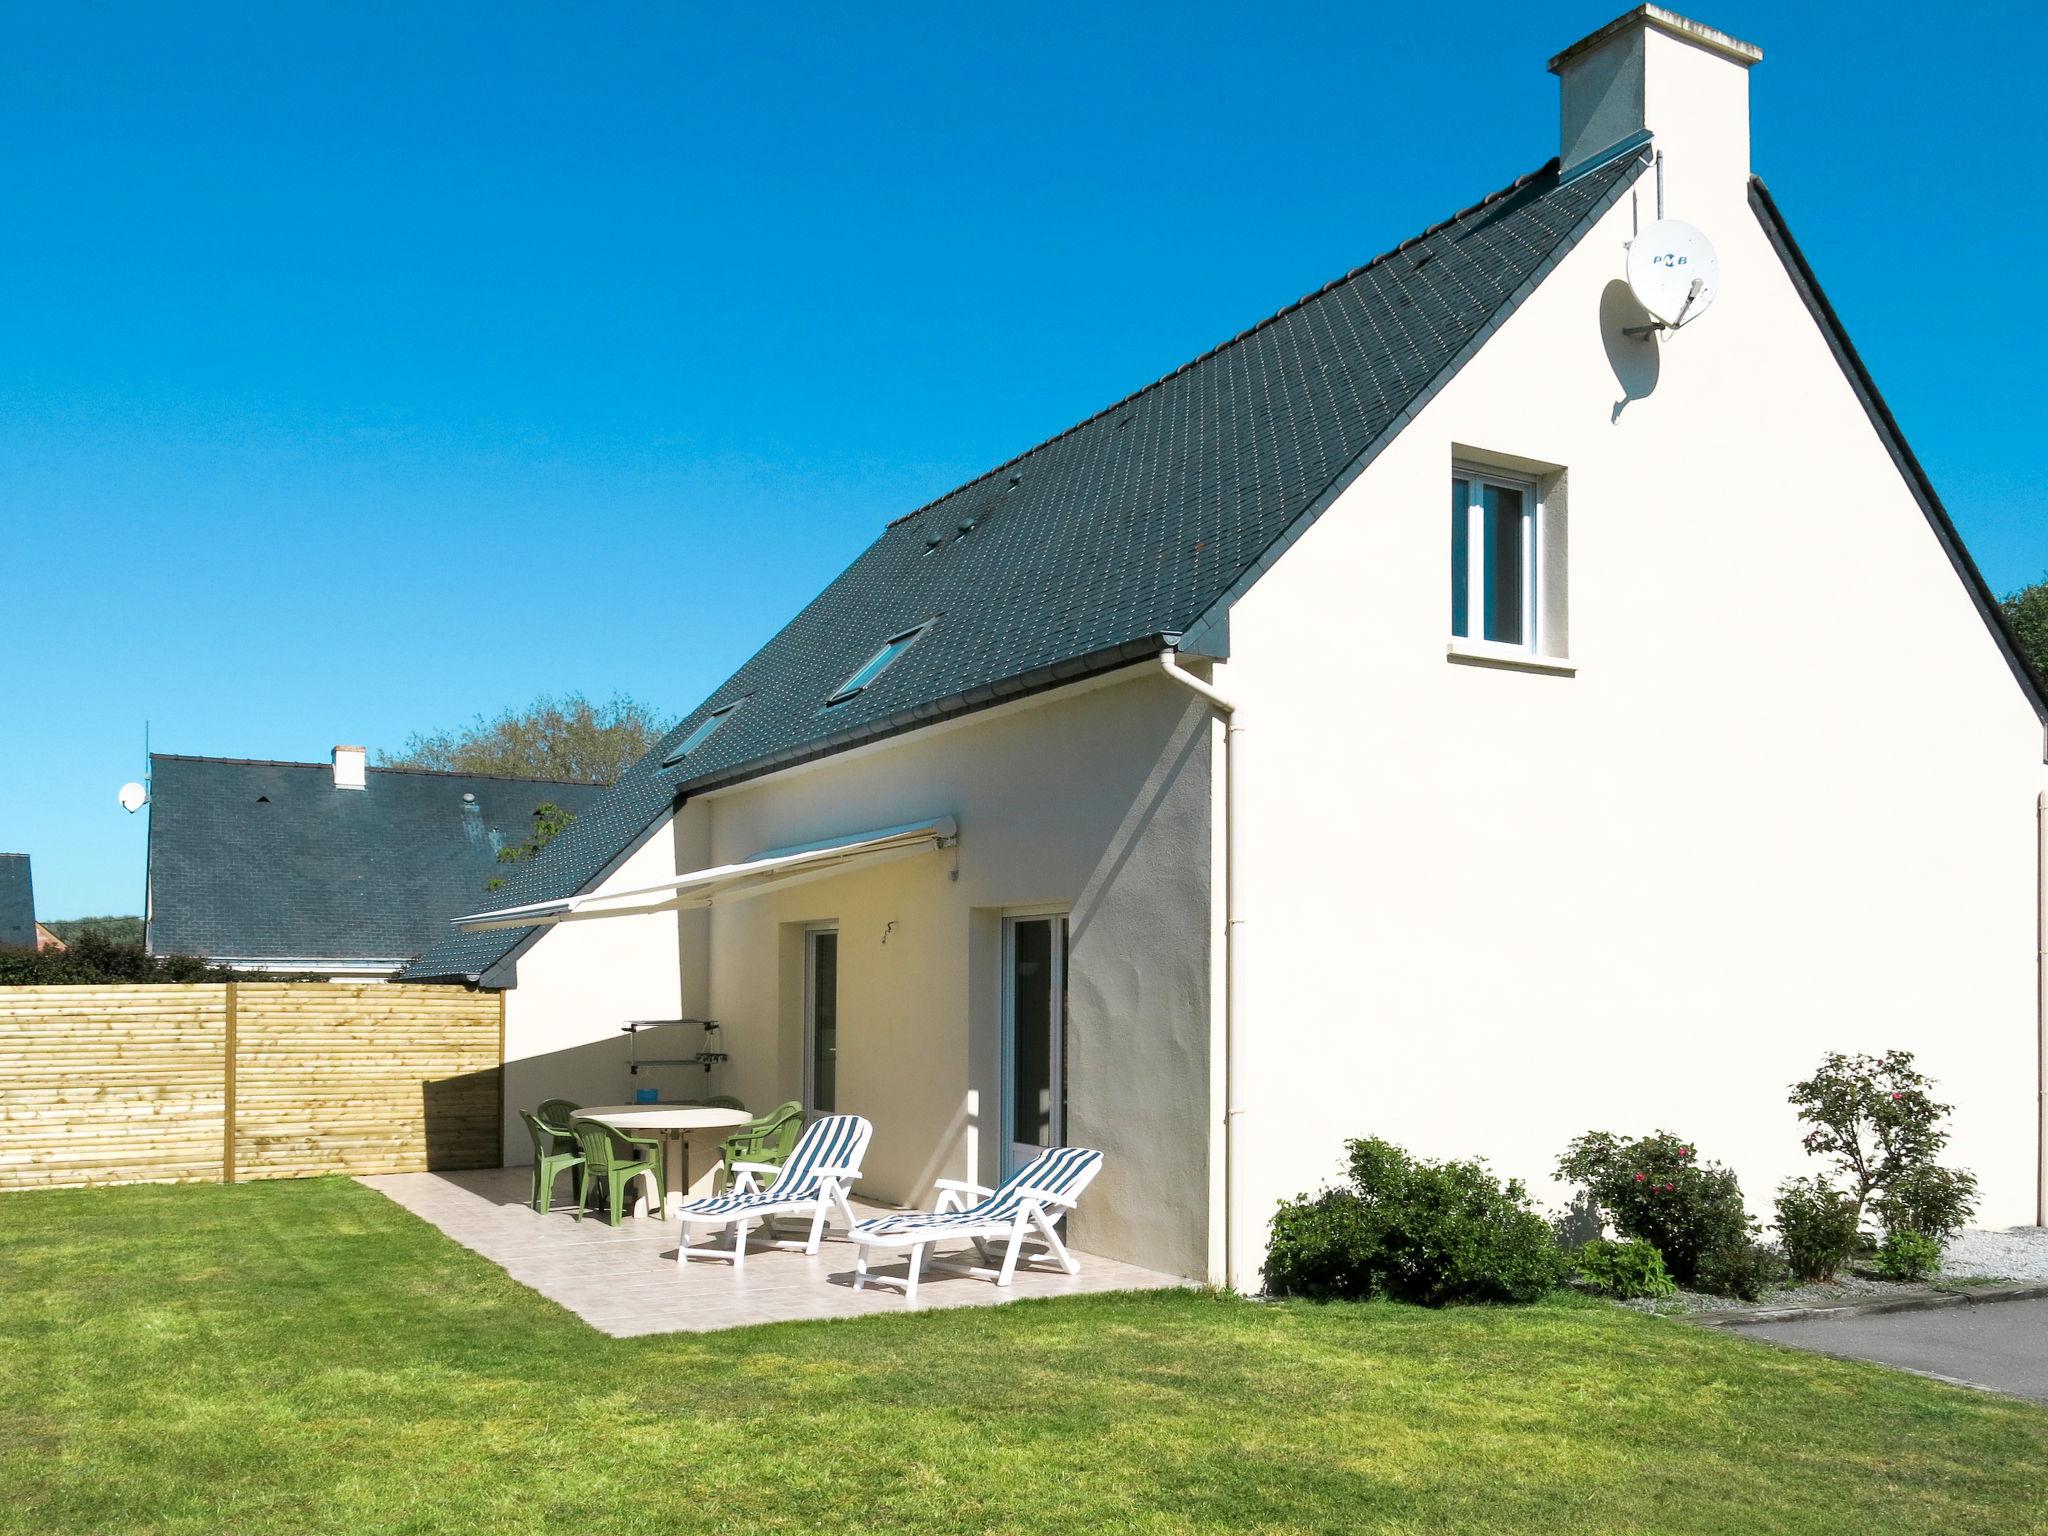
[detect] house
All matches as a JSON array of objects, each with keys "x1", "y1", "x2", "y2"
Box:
[
  {"x1": 405, "y1": 8, "x2": 2048, "y2": 1286},
  {"x1": 0, "y1": 855, "x2": 39, "y2": 953},
  {"x1": 145, "y1": 747, "x2": 610, "y2": 977}
]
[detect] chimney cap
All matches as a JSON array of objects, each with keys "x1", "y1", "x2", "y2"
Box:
[{"x1": 1549, "y1": 6, "x2": 1762, "y2": 75}]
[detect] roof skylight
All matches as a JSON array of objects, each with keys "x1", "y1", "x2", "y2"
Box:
[
  {"x1": 662, "y1": 700, "x2": 745, "y2": 767},
  {"x1": 827, "y1": 621, "x2": 933, "y2": 706}
]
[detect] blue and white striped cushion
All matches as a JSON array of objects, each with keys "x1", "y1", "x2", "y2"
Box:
[
  {"x1": 854, "y1": 1146, "x2": 1103, "y2": 1238},
  {"x1": 676, "y1": 1114, "x2": 872, "y2": 1218}
]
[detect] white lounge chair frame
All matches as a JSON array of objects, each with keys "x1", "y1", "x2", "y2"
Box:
[
  {"x1": 673, "y1": 1113, "x2": 872, "y2": 1271},
  {"x1": 852, "y1": 1146, "x2": 1104, "y2": 1303}
]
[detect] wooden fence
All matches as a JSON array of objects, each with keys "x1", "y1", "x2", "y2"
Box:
[{"x1": 0, "y1": 982, "x2": 503, "y2": 1192}]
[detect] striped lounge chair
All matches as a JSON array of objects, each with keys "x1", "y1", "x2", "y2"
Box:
[
  {"x1": 673, "y1": 1113, "x2": 872, "y2": 1270},
  {"x1": 851, "y1": 1146, "x2": 1104, "y2": 1302}
]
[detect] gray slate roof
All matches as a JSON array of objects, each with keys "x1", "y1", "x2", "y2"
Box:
[
  {"x1": 405, "y1": 148, "x2": 1647, "y2": 983},
  {"x1": 0, "y1": 854, "x2": 35, "y2": 952},
  {"x1": 146, "y1": 755, "x2": 611, "y2": 965}
]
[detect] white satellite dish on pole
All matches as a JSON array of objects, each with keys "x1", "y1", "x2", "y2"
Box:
[
  {"x1": 118, "y1": 781, "x2": 148, "y2": 814},
  {"x1": 1625, "y1": 219, "x2": 1720, "y2": 332}
]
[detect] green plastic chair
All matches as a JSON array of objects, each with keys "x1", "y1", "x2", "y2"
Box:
[
  {"x1": 719, "y1": 1100, "x2": 804, "y2": 1189},
  {"x1": 700, "y1": 1094, "x2": 746, "y2": 1110},
  {"x1": 573, "y1": 1120, "x2": 665, "y2": 1226},
  {"x1": 535, "y1": 1097, "x2": 581, "y2": 1132},
  {"x1": 520, "y1": 1109, "x2": 584, "y2": 1213}
]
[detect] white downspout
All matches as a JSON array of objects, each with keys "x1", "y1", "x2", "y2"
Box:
[
  {"x1": 1157, "y1": 652, "x2": 1242, "y2": 1284},
  {"x1": 2037, "y1": 788, "x2": 2046, "y2": 1227}
]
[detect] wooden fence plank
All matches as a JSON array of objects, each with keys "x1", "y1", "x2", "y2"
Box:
[{"x1": 0, "y1": 981, "x2": 502, "y2": 1191}]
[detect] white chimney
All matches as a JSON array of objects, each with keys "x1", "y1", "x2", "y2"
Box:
[
  {"x1": 1550, "y1": 7, "x2": 1762, "y2": 217},
  {"x1": 332, "y1": 745, "x2": 367, "y2": 791}
]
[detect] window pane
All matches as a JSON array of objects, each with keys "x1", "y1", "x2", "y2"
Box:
[
  {"x1": 1009, "y1": 919, "x2": 1055, "y2": 1149},
  {"x1": 1450, "y1": 478, "x2": 1471, "y2": 638},
  {"x1": 810, "y1": 932, "x2": 837, "y2": 1113},
  {"x1": 1482, "y1": 483, "x2": 1526, "y2": 645}
]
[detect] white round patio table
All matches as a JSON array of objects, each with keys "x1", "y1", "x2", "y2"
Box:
[{"x1": 572, "y1": 1105, "x2": 752, "y2": 1219}]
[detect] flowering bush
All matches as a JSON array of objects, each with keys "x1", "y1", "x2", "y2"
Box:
[
  {"x1": 1572, "y1": 1237, "x2": 1677, "y2": 1300},
  {"x1": 1773, "y1": 1176, "x2": 1862, "y2": 1282},
  {"x1": 1264, "y1": 1137, "x2": 1567, "y2": 1306},
  {"x1": 1555, "y1": 1130, "x2": 1753, "y2": 1288},
  {"x1": 1874, "y1": 1229, "x2": 1943, "y2": 1282},
  {"x1": 1788, "y1": 1051, "x2": 1961, "y2": 1216}
]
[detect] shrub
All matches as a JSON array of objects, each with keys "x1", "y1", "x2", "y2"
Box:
[
  {"x1": 1789, "y1": 1050, "x2": 1956, "y2": 1215},
  {"x1": 1696, "y1": 1239, "x2": 1787, "y2": 1302},
  {"x1": 1874, "y1": 1229, "x2": 1944, "y2": 1282},
  {"x1": 1555, "y1": 1130, "x2": 1753, "y2": 1287},
  {"x1": 1264, "y1": 1137, "x2": 1567, "y2": 1306},
  {"x1": 1773, "y1": 1176, "x2": 1862, "y2": 1282},
  {"x1": 1871, "y1": 1163, "x2": 1979, "y2": 1242},
  {"x1": 0, "y1": 930, "x2": 229, "y2": 985},
  {"x1": 1572, "y1": 1237, "x2": 1677, "y2": 1299}
]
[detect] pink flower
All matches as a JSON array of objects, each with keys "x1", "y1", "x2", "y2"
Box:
[
  {"x1": 1890, "y1": 1092, "x2": 1903, "y2": 1101},
  {"x1": 1634, "y1": 1173, "x2": 1646, "y2": 1183}
]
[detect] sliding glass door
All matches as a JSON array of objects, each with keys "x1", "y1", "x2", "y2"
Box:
[
  {"x1": 804, "y1": 926, "x2": 838, "y2": 1117},
  {"x1": 1001, "y1": 913, "x2": 1067, "y2": 1176}
]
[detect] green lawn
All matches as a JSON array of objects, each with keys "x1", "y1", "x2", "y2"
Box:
[{"x1": 3, "y1": 1179, "x2": 2044, "y2": 1535}]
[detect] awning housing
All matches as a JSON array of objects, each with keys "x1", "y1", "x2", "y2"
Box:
[{"x1": 450, "y1": 816, "x2": 958, "y2": 932}]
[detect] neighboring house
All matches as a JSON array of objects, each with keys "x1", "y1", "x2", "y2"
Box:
[
  {"x1": 407, "y1": 9, "x2": 2048, "y2": 1286},
  {"x1": 146, "y1": 746, "x2": 610, "y2": 977},
  {"x1": 34, "y1": 924, "x2": 66, "y2": 952},
  {"x1": 0, "y1": 855, "x2": 38, "y2": 953}
]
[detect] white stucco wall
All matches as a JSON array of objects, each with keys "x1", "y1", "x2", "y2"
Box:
[
  {"x1": 1218, "y1": 138, "x2": 2045, "y2": 1284},
  {"x1": 499, "y1": 818, "x2": 684, "y2": 1163},
  {"x1": 697, "y1": 670, "x2": 1215, "y2": 1279}
]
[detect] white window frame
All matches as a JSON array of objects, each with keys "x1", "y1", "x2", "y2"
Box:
[
  {"x1": 998, "y1": 908, "x2": 1067, "y2": 1178},
  {"x1": 1451, "y1": 465, "x2": 1541, "y2": 653}
]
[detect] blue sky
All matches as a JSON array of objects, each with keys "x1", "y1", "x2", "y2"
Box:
[{"x1": 2, "y1": 2, "x2": 2042, "y2": 920}]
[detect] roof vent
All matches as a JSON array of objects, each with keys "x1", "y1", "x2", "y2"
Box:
[{"x1": 332, "y1": 745, "x2": 367, "y2": 791}]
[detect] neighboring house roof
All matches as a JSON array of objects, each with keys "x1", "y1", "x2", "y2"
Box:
[
  {"x1": 0, "y1": 855, "x2": 35, "y2": 952},
  {"x1": 146, "y1": 754, "x2": 612, "y2": 967},
  {"x1": 33, "y1": 923, "x2": 66, "y2": 952},
  {"x1": 405, "y1": 146, "x2": 1651, "y2": 983}
]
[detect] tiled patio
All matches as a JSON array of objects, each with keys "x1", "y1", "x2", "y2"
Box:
[{"x1": 359, "y1": 1166, "x2": 1187, "y2": 1337}]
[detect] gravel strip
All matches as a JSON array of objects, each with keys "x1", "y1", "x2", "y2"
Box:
[
  {"x1": 1613, "y1": 1226, "x2": 2047, "y2": 1316},
  {"x1": 1943, "y1": 1226, "x2": 2048, "y2": 1282}
]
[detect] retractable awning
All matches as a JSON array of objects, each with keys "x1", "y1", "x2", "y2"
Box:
[{"x1": 450, "y1": 816, "x2": 958, "y2": 932}]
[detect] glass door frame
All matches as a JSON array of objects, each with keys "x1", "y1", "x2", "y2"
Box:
[
  {"x1": 999, "y1": 908, "x2": 1069, "y2": 1178},
  {"x1": 803, "y1": 924, "x2": 839, "y2": 1119}
]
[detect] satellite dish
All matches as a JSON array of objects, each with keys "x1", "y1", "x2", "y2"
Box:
[
  {"x1": 118, "y1": 782, "x2": 148, "y2": 814},
  {"x1": 1626, "y1": 219, "x2": 1720, "y2": 331}
]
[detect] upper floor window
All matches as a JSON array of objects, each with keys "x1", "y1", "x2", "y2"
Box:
[
  {"x1": 1451, "y1": 469, "x2": 1539, "y2": 649},
  {"x1": 827, "y1": 620, "x2": 933, "y2": 706},
  {"x1": 661, "y1": 700, "x2": 745, "y2": 767}
]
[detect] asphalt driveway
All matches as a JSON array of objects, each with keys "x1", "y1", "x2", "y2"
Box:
[{"x1": 1734, "y1": 1297, "x2": 2048, "y2": 1404}]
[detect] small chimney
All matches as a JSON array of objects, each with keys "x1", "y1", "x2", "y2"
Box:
[
  {"x1": 1550, "y1": 7, "x2": 1761, "y2": 215},
  {"x1": 332, "y1": 745, "x2": 367, "y2": 791}
]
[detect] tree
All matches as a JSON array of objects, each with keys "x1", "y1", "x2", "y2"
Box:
[
  {"x1": 485, "y1": 802, "x2": 577, "y2": 892},
  {"x1": 1789, "y1": 1050, "x2": 1955, "y2": 1216},
  {"x1": 42, "y1": 916, "x2": 144, "y2": 946},
  {"x1": 2004, "y1": 574, "x2": 2048, "y2": 684},
  {"x1": 378, "y1": 692, "x2": 672, "y2": 785}
]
